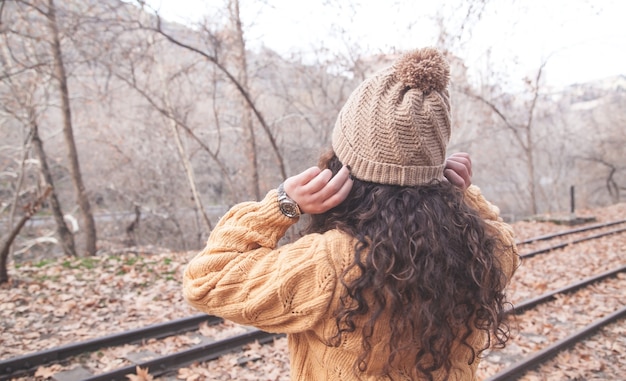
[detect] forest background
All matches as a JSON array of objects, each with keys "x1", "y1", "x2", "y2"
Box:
[{"x1": 1, "y1": 0, "x2": 624, "y2": 281}]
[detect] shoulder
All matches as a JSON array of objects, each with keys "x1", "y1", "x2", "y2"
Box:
[{"x1": 287, "y1": 228, "x2": 356, "y2": 273}]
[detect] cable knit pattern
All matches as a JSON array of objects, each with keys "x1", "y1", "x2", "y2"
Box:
[
  {"x1": 331, "y1": 48, "x2": 451, "y2": 186},
  {"x1": 182, "y1": 186, "x2": 519, "y2": 380}
]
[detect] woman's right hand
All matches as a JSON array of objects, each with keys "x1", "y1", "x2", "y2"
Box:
[{"x1": 444, "y1": 152, "x2": 472, "y2": 190}]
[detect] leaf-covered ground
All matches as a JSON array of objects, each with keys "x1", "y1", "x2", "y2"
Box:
[{"x1": 2, "y1": 202, "x2": 625, "y2": 380}]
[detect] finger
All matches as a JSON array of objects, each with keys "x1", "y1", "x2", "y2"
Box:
[
  {"x1": 284, "y1": 167, "x2": 321, "y2": 194},
  {"x1": 444, "y1": 168, "x2": 465, "y2": 188},
  {"x1": 458, "y1": 155, "x2": 472, "y2": 177},
  {"x1": 309, "y1": 166, "x2": 350, "y2": 201},
  {"x1": 446, "y1": 155, "x2": 469, "y2": 168},
  {"x1": 304, "y1": 168, "x2": 353, "y2": 213},
  {"x1": 319, "y1": 167, "x2": 351, "y2": 202},
  {"x1": 450, "y1": 152, "x2": 469, "y2": 160},
  {"x1": 444, "y1": 159, "x2": 471, "y2": 189},
  {"x1": 322, "y1": 172, "x2": 353, "y2": 209},
  {"x1": 445, "y1": 159, "x2": 467, "y2": 175},
  {"x1": 301, "y1": 168, "x2": 333, "y2": 194},
  {"x1": 445, "y1": 157, "x2": 471, "y2": 180},
  {"x1": 325, "y1": 166, "x2": 351, "y2": 192},
  {"x1": 448, "y1": 152, "x2": 472, "y2": 176},
  {"x1": 292, "y1": 167, "x2": 323, "y2": 185}
]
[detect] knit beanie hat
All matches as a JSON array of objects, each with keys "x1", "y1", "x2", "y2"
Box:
[{"x1": 332, "y1": 47, "x2": 451, "y2": 186}]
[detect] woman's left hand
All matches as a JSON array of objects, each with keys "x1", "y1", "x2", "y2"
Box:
[{"x1": 283, "y1": 165, "x2": 353, "y2": 214}]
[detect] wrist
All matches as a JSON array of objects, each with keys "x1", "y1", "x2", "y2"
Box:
[{"x1": 277, "y1": 183, "x2": 301, "y2": 218}]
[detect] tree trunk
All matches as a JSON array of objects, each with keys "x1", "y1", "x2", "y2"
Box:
[
  {"x1": 152, "y1": 12, "x2": 288, "y2": 184},
  {"x1": 525, "y1": 134, "x2": 538, "y2": 215},
  {"x1": 229, "y1": 0, "x2": 260, "y2": 200},
  {"x1": 31, "y1": 116, "x2": 77, "y2": 257},
  {"x1": 165, "y1": 102, "x2": 214, "y2": 233},
  {"x1": 0, "y1": 187, "x2": 52, "y2": 284},
  {"x1": 47, "y1": 0, "x2": 97, "y2": 255},
  {"x1": 523, "y1": 64, "x2": 545, "y2": 216}
]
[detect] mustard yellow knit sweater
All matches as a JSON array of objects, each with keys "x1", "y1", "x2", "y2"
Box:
[{"x1": 182, "y1": 185, "x2": 519, "y2": 380}]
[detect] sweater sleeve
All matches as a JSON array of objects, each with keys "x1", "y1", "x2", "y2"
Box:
[
  {"x1": 464, "y1": 185, "x2": 520, "y2": 282},
  {"x1": 182, "y1": 190, "x2": 340, "y2": 334}
]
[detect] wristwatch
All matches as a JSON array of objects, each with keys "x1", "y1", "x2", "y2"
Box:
[{"x1": 277, "y1": 183, "x2": 301, "y2": 218}]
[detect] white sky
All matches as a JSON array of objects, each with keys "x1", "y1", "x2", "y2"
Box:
[{"x1": 144, "y1": 0, "x2": 626, "y2": 89}]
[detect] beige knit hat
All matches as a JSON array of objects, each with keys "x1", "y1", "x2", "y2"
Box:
[{"x1": 332, "y1": 47, "x2": 451, "y2": 186}]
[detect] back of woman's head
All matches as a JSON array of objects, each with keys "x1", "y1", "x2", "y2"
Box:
[
  {"x1": 314, "y1": 47, "x2": 512, "y2": 379},
  {"x1": 307, "y1": 152, "x2": 512, "y2": 380}
]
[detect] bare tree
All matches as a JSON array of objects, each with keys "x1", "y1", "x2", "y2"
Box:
[
  {"x1": 227, "y1": 0, "x2": 260, "y2": 199},
  {"x1": 568, "y1": 83, "x2": 626, "y2": 206},
  {"x1": 94, "y1": 10, "x2": 230, "y2": 238},
  {"x1": 158, "y1": 68, "x2": 214, "y2": 232},
  {"x1": 0, "y1": 1, "x2": 77, "y2": 262},
  {"x1": 2, "y1": 0, "x2": 620, "y2": 255},
  {"x1": 143, "y1": 4, "x2": 288, "y2": 182},
  {"x1": 1, "y1": 186, "x2": 51, "y2": 284},
  {"x1": 30, "y1": 110, "x2": 77, "y2": 256},
  {"x1": 46, "y1": 0, "x2": 97, "y2": 255},
  {"x1": 459, "y1": 61, "x2": 548, "y2": 215}
]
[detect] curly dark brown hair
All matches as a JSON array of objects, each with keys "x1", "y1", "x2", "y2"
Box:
[{"x1": 306, "y1": 151, "x2": 514, "y2": 380}]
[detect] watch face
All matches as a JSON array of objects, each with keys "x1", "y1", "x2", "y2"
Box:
[{"x1": 280, "y1": 202, "x2": 300, "y2": 218}]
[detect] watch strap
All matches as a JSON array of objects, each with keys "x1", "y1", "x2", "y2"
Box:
[{"x1": 277, "y1": 183, "x2": 301, "y2": 218}]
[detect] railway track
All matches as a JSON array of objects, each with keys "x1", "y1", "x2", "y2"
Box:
[
  {"x1": 0, "y1": 314, "x2": 221, "y2": 379},
  {"x1": 1, "y1": 218, "x2": 624, "y2": 380},
  {"x1": 0, "y1": 314, "x2": 281, "y2": 380},
  {"x1": 515, "y1": 218, "x2": 626, "y2": 257},
  {"x1": 481, "y1": 218, "x2": 626, "y2": 379},
  {"x1": 486, "y1": 305, "x2": 626, "y2": 380}
]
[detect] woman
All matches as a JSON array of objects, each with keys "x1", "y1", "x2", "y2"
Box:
[{"x1": 183, "y1": 47, "x2": 519, "y2": 380}]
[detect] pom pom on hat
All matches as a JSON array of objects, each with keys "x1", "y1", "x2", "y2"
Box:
[
  {"x1": 332, "y1": 47, "x2": 452, "y2": 186},
  {"x1": 394, "y1": 47, "x2": 450, "y2": 92}
]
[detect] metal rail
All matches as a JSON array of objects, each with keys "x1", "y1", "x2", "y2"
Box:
[
  {"x1": 3, "y1": 221, "x2": 624, "y2": 380},
  {"x1": 88, "y1": 260, "x2": 626, "y2": 381},
  {"x1": 508, "y1": 264, "x2": 626, "y2": 314},
  {"x1": 517, "y1": 219, "x2": 626, "y2": 245},
  {"x1": 0, "y1": 314, "x2": 222, "y2": 379},
  {"x1": 6, "y1": 262, "x2": 623, "y2": 380},
  {"x1": 82, "y1": 329, "x2": 282, "y2": 381},
  {"x1": 486, "y1": 305, "x2": 626, "y2": 381},
  {"x1": 520, "y1": 226, "x2": 626, "y2": 259},
  {"x1": 483, "y1": 264, "x2": 626, "y2": 380}
]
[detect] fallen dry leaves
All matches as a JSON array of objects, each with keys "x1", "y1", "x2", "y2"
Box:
[
  {"x1": 1, "y1": 202, "x2": 625, "y2": 380},
  {"x1": 126, "y1": 366, "x2": 154, "y2": 381}
]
